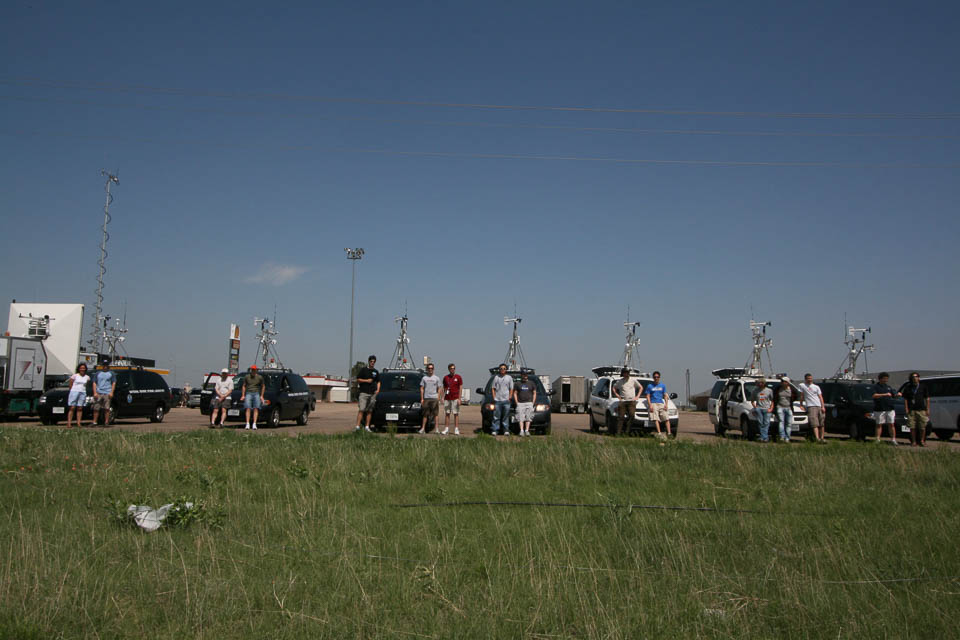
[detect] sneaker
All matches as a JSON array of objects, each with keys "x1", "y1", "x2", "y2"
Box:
[
  {"x1": 364, "y1": 426, "x2": 373, "y2": 433},
  {"x1": 251, "y1": 424, "x2": 257, "y2": 430},
  {"x1": 441, "y1": 428, "x2": 449, "y2": 435},
  {"x1": 891, "y1": 440, "x2": 898, "y2": 446},
  {"x1": 245, "y1": 424, "x2": 251, "y2": 430},
  {"x1": 354, "y1": 425, "x2": 362, "y2": 431},
  {"x1": 454, "y1": 428, "x2": 460, "y2": 436},
  {"x1": 418, "y1": 428, "x2": 425, "y2": 434}
]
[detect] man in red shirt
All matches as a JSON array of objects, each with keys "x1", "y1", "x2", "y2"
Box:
[{"x1": 442, "y1": 363, "x2": 464, "y2": 436}]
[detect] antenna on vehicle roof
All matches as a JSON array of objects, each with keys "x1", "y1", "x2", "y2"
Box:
[
  {"x1": 621, "y1": 317, "x2": 642, "y2": 371},
  {"x1": 745, "y1": 320, "x2": 773, "y2": 377},
  {"x1": 253, "y1": 316, "x2": 283, "y2": 370},
  {"x1": 833, "y1": 319, "x2": 874, "y2": 380},
  {"x1": 503, "y1": 314, "x2": 526, "y2": 370}
]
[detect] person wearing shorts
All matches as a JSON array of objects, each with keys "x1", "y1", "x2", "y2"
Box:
[
  {"x1": 92, "y1": 361, "x2": 116, "y2": 426},
  {"x1": 355, "y1": 355, "x2": 380, "y2": 432},
  {"x1": 241, "y1": 365, "x2": 264, "y2": 430},
  {"x1": 799, "y1": 374, "x2": 826, "y2": 443},
  {"x1": 66, "y1": 363, "x2": 90, "y2": 428},
  {"x1": 442, "y1": 363, "x2": 463, "y2": 435},
  {"x1": 645, "y1": 371, "x2": 671, "y2": 439},
  {"x1": 612, "y1": 368, "x2": 642, "y2": 436},
  {"x1": 899, "y1": 372, "x2": 929, "y2": 447},
  {"x1": 513, "y1": 370, "x2": 538, "y2": 436},
  {"x1": 210, "y1": 368, "x2": 234, "y2": 428},
  {"x1": 419, "y1": 363, "x2": 442, "y2": 434},
  {"x1": 872, "y1": 372, "x2": 900, "y2": 445}
]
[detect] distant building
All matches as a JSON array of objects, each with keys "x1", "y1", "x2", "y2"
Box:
[{"x1": 302, "y1": 374, "x2": 350, "y2": 403}]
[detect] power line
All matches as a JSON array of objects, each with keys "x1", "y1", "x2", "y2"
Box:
[
  {"x1": 3, "y1": 94, "x2": 958, "y2": 141},
  {"x1": 4, "y1": 129, "x2": 957, "y2": 169},
  {"x1": 3, "y1": 77, "x2": 960, "y2": 120}
]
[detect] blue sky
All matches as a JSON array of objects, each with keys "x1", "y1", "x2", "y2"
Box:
[{"x1": 1, "y1": 0, "x2": 958, "y2": 393}]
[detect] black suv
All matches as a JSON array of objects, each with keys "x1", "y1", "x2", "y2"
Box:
[
  {"x1": 476, "y1": 368, "x2": 552, "y2": 435},
  {"x1": 819, "y1": 379, "x2": 910, "y2": 440},
  {"x1": 199, "y1": 369, "x2": 311, "y2": 428},
  {"x1": 37, "y1": 367, "x2": 172, "y2": 425},
  {"x1": 371, "y1": 369, "x2": 432, "y2": 431}
]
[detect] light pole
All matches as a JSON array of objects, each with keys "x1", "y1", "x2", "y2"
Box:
[{"x1": 344, "y1": 248, "x2": 365, "y2": 381}]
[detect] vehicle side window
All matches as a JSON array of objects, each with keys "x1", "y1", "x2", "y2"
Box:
[
  {"x1": 733, "y1": 385, "x2": 744, "y2": 402},
  {"x1": 291, "y1": 376, "x2": 307, "y2": 392},
  {"x1": 710, "y1": 381, "x2": 725, "y2": 399},
  {"x1": 943, "y1": 378, "x2": 960, "y2": 396},
  {"x1": 722, "y1": 384, "x2": 734, "y2": 401},
  {"x1": 281, "y1": 376, "x2": 291, "y2": 391},
  {"x1": 593, "y1": 379, "x2": 609, "y2": 398}
]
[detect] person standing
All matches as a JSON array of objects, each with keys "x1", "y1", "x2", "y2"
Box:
[
  {"x1": 92, "y1": 360, "x2": 116, "y2": 426},
  {"x1": 775, "y1": 377, "x2": 799, "y2": 442},
  {"x1": 355, "y1": 355, "x2": 380, "y2": 432},
  {"x1": 66, "y1": 363, "x2": 90, "y2": 428},
  {"x1": 209, "y1": 368, "x2": 234, "y2": 428},
  {"x1": 799, "y1": 374, "x2": 826, "y2": 443},
  {"x1": 611, "y1": 368, "x2": 642, "y2": 436},
  {"x1": 513, "y1": 370, "x2": 538, "y2": 436},
  {"x1": 752, "y1": 378, "x2": 773, "y2": 442},
  {"x1": 872, "y1": 372, "x2": 900, "y2": 445},
  {"x1": 491, "y1": 364, "x2": 514, "y2": 436},
  {"x1": 645, "y1": 371, "x2": 671, "y2": 439},
  {"x1": 441, "y1": 363, "x2": 463, "y2": 436},
  {"x1": 419, "y1": 363, "x2": 442, "y2": 434},
  {"x1": 899, "y1": 372, "x2": 930, "y2": 447},
  {"x1": 241, "y1": 365, "x2": 265, "y2": 430}
]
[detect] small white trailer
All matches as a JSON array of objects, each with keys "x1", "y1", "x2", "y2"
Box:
[
  {"x1": 0, "y1": 336, "x2": 48, "y2": 418},
  {"x1": 551, "y1": 375, "x2": 588, "y2": 414}
]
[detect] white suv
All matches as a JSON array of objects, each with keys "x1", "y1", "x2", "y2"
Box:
[
  {"x1": 588, "y1": 370, "x2": 679, "y2": 435},
  {"x1": 708, "y1": 376, "x2": 808, "y2": 440}
]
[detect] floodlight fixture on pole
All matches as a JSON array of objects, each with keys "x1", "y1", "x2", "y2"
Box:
[{"x1": 344, "y1": 248, "x2": 365, "y2": 379}]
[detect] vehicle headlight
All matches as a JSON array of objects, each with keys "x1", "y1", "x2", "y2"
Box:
[
  {"x1": 412, "y1": 402, "x2": 421, "y2": 409},
  {"x1": 535, "y1": 404, "x2": 550, "y2": 412},
  {"x1": 38, "y1": 396, "x2": 46, "y2": 404},
  {"x1": 85, "y1": 397, "x2": 94, "y2": 405},
  {"x1": 485, "y1": 403, "x2": 495, "y2": 411},
  {"x1": 668, "y1": 409, "x2": 678, "y2": 416}
]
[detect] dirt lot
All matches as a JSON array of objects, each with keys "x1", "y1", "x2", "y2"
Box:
[{"x1": 3, "y1": 405, "x2": 957, "y2": 449}]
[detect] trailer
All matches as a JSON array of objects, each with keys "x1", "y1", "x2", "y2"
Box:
[
  {"x1": 0, "y1": 336, "x2": 48, "y2": 419},
  {"x1": 551, "y1": 375, "x2": 588, "y2": 414}
]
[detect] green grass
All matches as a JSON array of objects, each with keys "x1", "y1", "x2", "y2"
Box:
[{"x1": 1, "y1": 428, "x2": 959, "y2": 639}]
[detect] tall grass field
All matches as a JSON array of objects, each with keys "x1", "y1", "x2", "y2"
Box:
[{"x1": 2, "y1": 428, "x2": 959, "y2": 638}]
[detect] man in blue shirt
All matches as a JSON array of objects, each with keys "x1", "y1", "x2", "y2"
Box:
[
  {"x1": 92, "y1": 360, "x2": 116, "y2": 425},
  {"x1": 645, "y1": 371, "x2": 671, "y2": 439}
]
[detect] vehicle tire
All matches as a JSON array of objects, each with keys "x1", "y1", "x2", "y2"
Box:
[
  {"x1": 606, "y1": 412, "x2": 617, "y2": 434},
  {"x1": 741, "y1": 416, "x2": 755, "y2": 441},
  {"x1": 268, "y1": 406, "x2": 281, "y2": 428},
  {"x1": 149, "y1": 403, "x2": 165, "y2": 423},
  {"x1": 538, "y1": 423, "x2": 552, "y2": 435},
  {"x1": 589, "y1": 411, "x2": 598, "y2": 433},
  {"x1": 847, "y1": 421, "x2": 859, "y2": 441},
  {"x1": 296, "y1": 405, "x2": 309, "y2": 426},
  {"x1": 39, "y1": 416, "x2": 51, "y2": 425},
  {"x1": 714, "y1": 420, "x2": 726, "y2": 437},
  {"x1": 935, "y1": 429, "x2": 953, "y2": 441}
]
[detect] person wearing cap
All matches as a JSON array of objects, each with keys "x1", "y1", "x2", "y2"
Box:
[
  {"x1": 241, "y1": 365, "x2": 265, "y2": 430},
  {"x1": 872, "y1": 372, "x2": 900, "y2": 445},
  {"x1": 611, "y1": 367, "x2": 642, "y2": 436},
  {"x1": 210, "y1": 368, "x2": 235, "y2": 428},
  {"x1": 92, "y1": 360, "x2": 116, "y2": 426},
  {"x1": 645, "y1": 371, "x2": 671, "y2": 439},
  {"x1": 355, "y1": 355, "x2": 380, "y2": 432},
  {"x1": 774, "y1": 377, "x2": 799, "y2": 442},
  {"x1": 512, "y1": 370, "x2": 538, "y2": 437}
]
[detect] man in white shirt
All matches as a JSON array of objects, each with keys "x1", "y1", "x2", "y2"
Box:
[
  {"x1": 799, "y1": 373, "x2": 826, "y2": 443},
  {"x1": 210, "y1": 368, "x2": 235, "y2": 428},
  {"x1": 419, "y1": 364, "x2": 442, "y2": 434},
  {"x1": 491, "y1": 364, "x2": 514, "y2": 436},
  {"x1": 611, "y1": 368, "x2": 642, "y2": 436}
]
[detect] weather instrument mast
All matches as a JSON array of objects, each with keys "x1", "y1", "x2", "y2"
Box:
[
  {"x1": 620, "y1": 320, "x2": 643, "y2": 371},
  {"x1": 88, "y1": 170, "x2": 119, "y2": 353},
  {"x1": 253, "y1": 316, "x2": 283, "y2": 370},
  {"x1": 388, "y1": 314, "x2": 417, "y2": 370},
  {"x1": 503, "y1": 316, "x2": 527, "y2": 370},
  {"x1": 745, "y1": 320, "x2": 774, "y2": 377},
  {"x1": 834, "y1": 324, "x2": 874, "y2": 380}
]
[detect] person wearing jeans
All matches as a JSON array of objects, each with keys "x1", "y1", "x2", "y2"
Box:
[
  {"x1": 775, "y1": 377, "x2": 798, "y2": 442},
  {"x1": 491, "y1": 363, "x2": 514, "y2": 436},
  {"x1": 752, "y1": 377, "x2": 773, "y2": 442}
]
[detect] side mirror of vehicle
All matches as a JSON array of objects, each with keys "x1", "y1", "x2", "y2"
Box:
[
  {"x1": 547, "y1": 390, "x2": 556, "y2": 396},
  {"x1": 669, "y1": 392, "x2": 678, "y2": 399},
  {"x1": 476, "y1": 388, "x2": 484, "y2": 395}
]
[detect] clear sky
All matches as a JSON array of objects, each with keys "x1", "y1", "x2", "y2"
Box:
[{"x1": 2, "y1": 0, "x2": 958, "y2": 394}]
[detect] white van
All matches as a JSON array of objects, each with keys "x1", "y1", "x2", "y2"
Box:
[{"x1": 921, "y1": 375, "x2": 960, "y2": 441}]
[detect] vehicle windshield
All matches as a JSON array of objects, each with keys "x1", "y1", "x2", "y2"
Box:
[
  {"x1": 743, "y1": 381, "x2": 791, "y2": 398},
  {"x1": 381, "y1": 372, "x2": 424, "y2": 391},
  {"x1": 848, "y1": 384, "x2": 879, "y2": 403},
  {"x1": 486, "y1": 374, "x2": 548, "y2": 398}
]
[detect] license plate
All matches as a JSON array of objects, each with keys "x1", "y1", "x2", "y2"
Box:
[
  {"x1": 228, "y1": 409, "x2": 240, "y2": 416},
  {"x1": 52, "y1": 407, "x2": 64, "y2": 414},
  {"x1": 386, "y1": 413, "x2": 399, "y2": 421},
  {"x1": 902, "y1": 425, "x2": 911, "y2": 433},
  {"x1": 511, "y1": 414, "x2": 519, "y2": 423},
  {"x1": 791, "y1": 426, "x2": 799, "y2": 432}
]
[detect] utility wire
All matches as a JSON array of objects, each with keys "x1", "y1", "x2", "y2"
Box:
[
  {"x1": 392, "y1": 500, "x2": 827, "y2": 517},
  {"x1": 3, "y1": 77, "x2": 960, "y2": 120},
  {"x1": 3, "y1": 94, "x2": 958, "y2": 141},
  {"x1": 3, "y1": 129, "x2": 957, "y2": 169}
]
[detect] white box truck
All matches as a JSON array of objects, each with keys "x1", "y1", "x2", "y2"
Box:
[{"x1": 551, "y1": 375, "x2": 588, "y2": 414}]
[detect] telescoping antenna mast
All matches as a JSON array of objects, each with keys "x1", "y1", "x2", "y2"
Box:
[
  {"x1": 835, "y1": 325, "x2": 874, "y2": 380},
  {"x1": 621, "y1": 320, "x2": 642, "y2": 371},
  {"x1": 253, "y1": 316, "x2": 283, "y2": 370},
  {"x1": 388, "y1": 314, "x2": 417, "y2": 369},
  {"x1": 745, "y1": 320, "x2": 773, "y2": 376},
  {"x1": 88, "y1": 170, "x2": 119, "y2": 353},
  {"x1": 503, "y1": 315, "x2": 527, "y2": 370}
]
